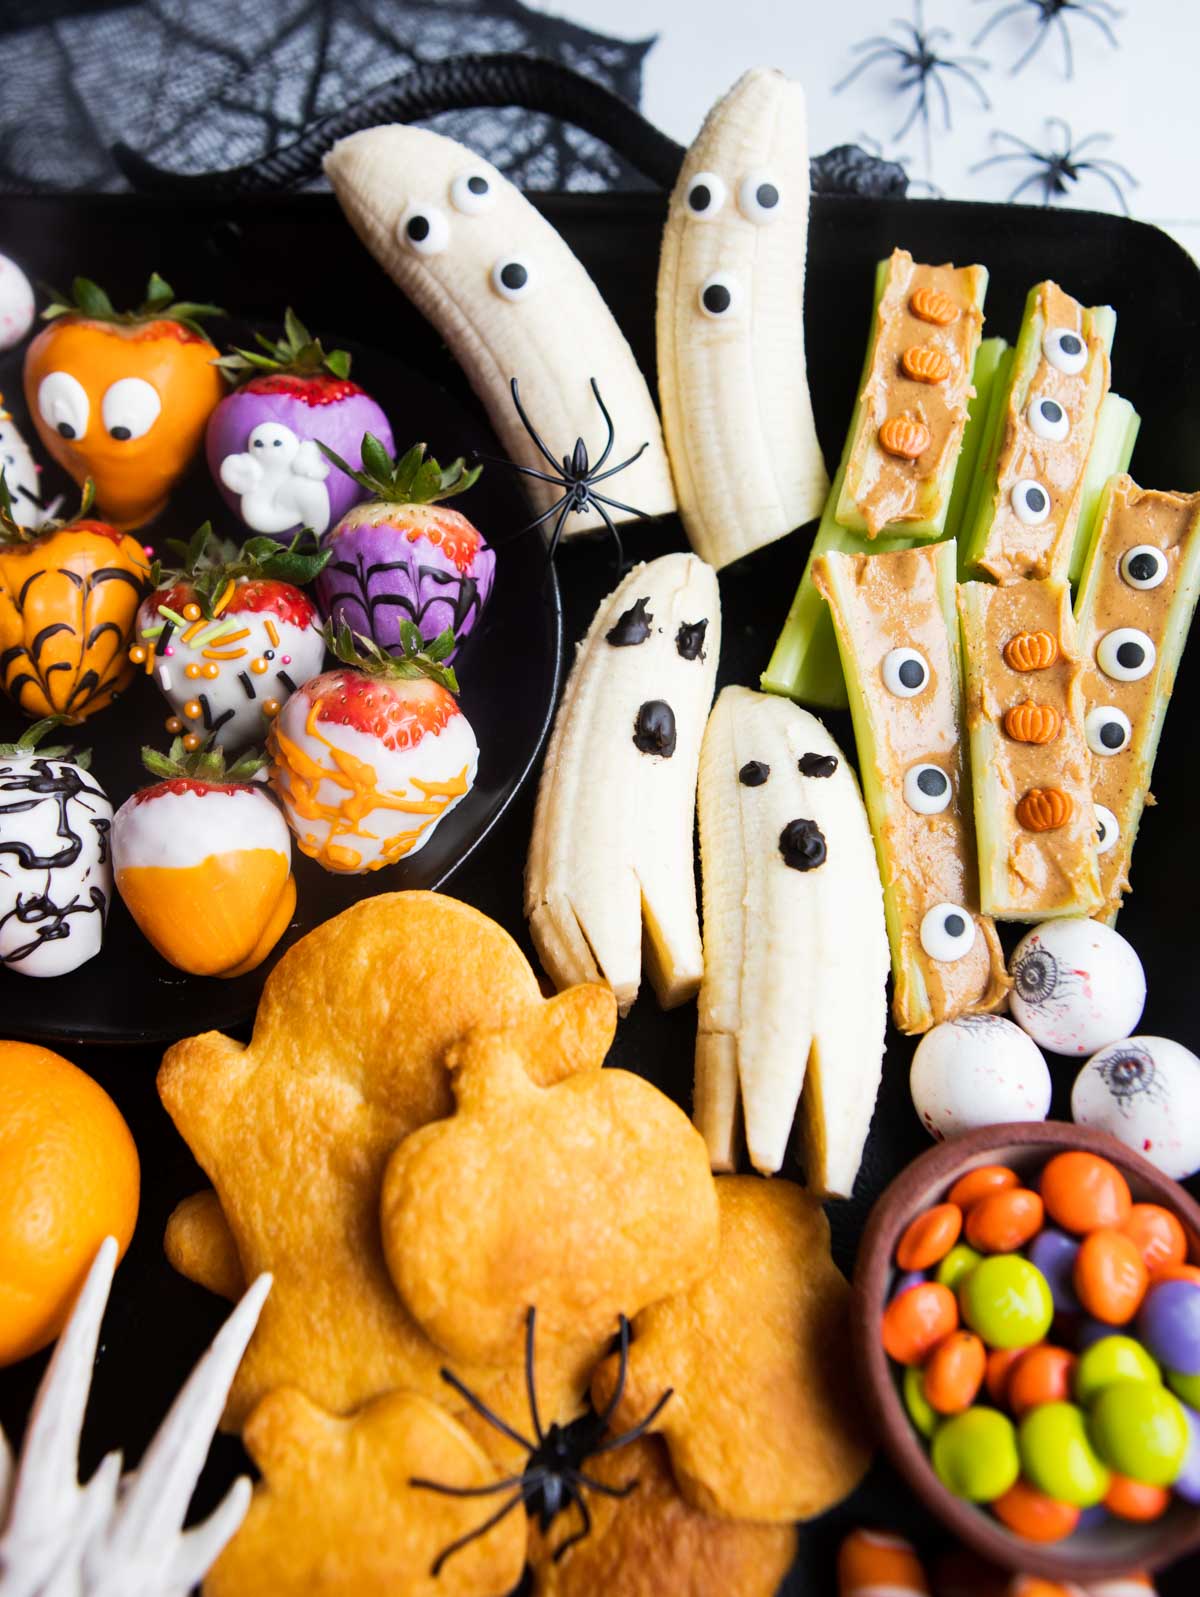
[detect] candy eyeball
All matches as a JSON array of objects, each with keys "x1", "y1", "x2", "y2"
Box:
[
  {"x1": 1085, "y1": 705, "x2": 1132, "y2": 757},
  {"x1": 1097, "y1": 627, "x2": 1156, "y2": 683},
  {"x1": 738, "y1": 172, "x2": 782, "y2": 224},
  {"x1": 1027, "y1": 394, "x2": 1069, "y2": 442},
  {"x1": 0, "y1": 252, "x2": 34, "y2": 351},
  {"x1": 911, "y1": 1015, "x2": 1051, "y2": 1141},
  {"x1": 399, "y1": 203, "x2": 449, "y2": 255},
  {"x1": 698, "y1": 273, "x2": 738, "y2": 319},
  {"x1": 1120, "y1": 545, "x2": 1168, "y2": 590},
  {"x1": 491, "y1": 258, "x2": 535, "y2": 301},
  {"x1": 1012, "y1": 479, "x2": 1051, "y2": 526},
  {"x1": 882, "y1": 646, "x2": 930, "y2": 698},
  {"x1": 101, "y1": 376, "x2": 161, "y2": 442},
  {"x1": 904, "y1": 762, "x2": 952, "y2": 815},
  {"x1": 1095, "y1": 803, "x2": 1120, "y2": 855},
  {"x1": 1044, "y1": 325, "x2": 1088, "y2": 375},
  {"x1": 1009, "y1": 918, "x2": 1145, "y2": 1056},
  {"x1": 1073, "y1": 1035, "x2": 1200, "y2": 1179},
  {"x1": 685, "y1": 171, "x2": 727, "y2": 217},
  {"x1": 450, "y1": 172, "x2": 494, "y2": 215},
  {"x1": 919, "y1": 902, "x2": 976, "y2": 963},
  {"x1": 37, "y1": 370, "x2": 90, "y2": 441}
]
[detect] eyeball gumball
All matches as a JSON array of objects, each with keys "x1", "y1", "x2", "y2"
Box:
[
  {"x1": 1009, "y1": 919, "x2": 1145, "y2": 1056},
  {"x1": 1072, "y1": 1036, "x2": 1200, "y2": 1180},
  {"x1": 910, "y1": 1014, "x2": 1051, "y2": 1140},
  {"x1": 0, "y1": 253, "x2": 35, "y2": 351}
]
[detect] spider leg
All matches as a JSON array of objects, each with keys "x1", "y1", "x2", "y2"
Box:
[
  {"x1": 589, "y1": 442, "x2": 650, "y2": 483},
  {"x1": 1074, "y1": 4, "x2": 1121, "y2": 48},
  {"x1": 970, "y1": 150, "x2": 1039, "y2": 174},
  {"x1": 568, "y1": 1468, "x2": 641, "y2": 1499},
  {"x1": 593, "y1": 1316, "x2": 631, "y2": 1431},
  {"x1": 587, "y1": 496, "x2": 626, "y2": 575},
  {"x1": 1084, "y1": 156, "x2": 1139, "y2": 185},
  {"x1": 588, "y1": 490, "x2": 650, "y2": 520},
  {"x1": 1010, "y1": 19, "x2": 1052, "y2": 76},
  {"x1": 834, "y1": 49, "x2": 905, "y2": 95},
  {"x1": 892, "y1": 81, "x2": 925, "y2": 146},
  {"x1": 1070, "y1": 131, "x2": 1113, "y2": 157},
  {"x1": 990, "y1": 129, "x2": 1042, "y2": 157},
  {"x1": 971, "y1": 4, "x2": 1024, "y2": 49},
  {"x1": 1007, "y1": 170, "x2": 1054, "y2": 207},
  {"x1": 1055, "y1": 13, "x2": 1076, "y2": 79},
  {"x1": 508, "y1": 378, "x2": 569, "y2": 474},
  {"x1": 409, "y1": 1473, "x2": 527, "y2": 1498},
  {"x1": 551, "y1": 1489, "x2": 593, "y2": 1563},
  {"x1": 591, "y1": 1386, "x2": 675, "y2": 1456},
  {"x1": 497, "y1": 491, "x2": 573, "y2": 544},
  {"x1": 1079, "y1": 162, "x2": 1133, "y2": 215},
  {"x1": 930, "y1": 70, "x2": 954, "y2": 136},
  {"x1": 1046, "y1": 116, "x2": 1075, "y2": 154},
  {"x1": 588, "y1": 378, "x2": 616, "y2": 473},
  {"x1": 523, "y1": 1306, "x2": 546, "y2": 1446},
  {"x1": 543, "y1": 496, "x2": 575, "y2": 571},
  {"x1": 429, "y1": 1487, "x2": 529, "y2": 1577},
  {"x1": 474, "y1": 452, "x2": 568, "y2": 489},
  {"x1": 438, "y1": 1368, "x2": 536, "y2": 1453},
  {"x1": 940, "y1": 61, "x2": 992, "y2": 110}
]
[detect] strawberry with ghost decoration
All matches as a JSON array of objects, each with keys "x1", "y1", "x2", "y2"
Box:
[
  {"x1": 130, "y1": 524, "x2": 330, "y2": 754},
  {"x1": 206, "y1": 309, "x2": 394, "y2": 539},
  {"x1": 0, "y1": 395, "x2": 45, "y2": 528}
]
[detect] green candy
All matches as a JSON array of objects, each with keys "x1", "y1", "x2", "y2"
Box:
[
  {"x1": 1168, "y1": 1368, "x2": 1200, "y2": 1409},
  {"x1": 959, "y1": 1255, "x2": 1053, "y2": 1350},
  {"x1": 1089, "y1": 1380, "x2": 1188, "y2": 1486},
  {"x1": 1019, "y1": 1402, "x2": 1111, "y2": 1507},
  {"x1": 937, "y1": 1244, "x2": 982, "y2": 1291},
  {"x1": 1076, "y1": 1337, "x2": 1162, "y2": 1406},
  {"x1": 904, "y1": 1364, "x2": 939, "y2": 1438},
  {"x1": 932, "y1": 1407, "x2": 1019, "y2": 1502}
]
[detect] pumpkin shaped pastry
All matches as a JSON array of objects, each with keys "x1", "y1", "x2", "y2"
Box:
[
  {"x1": 0, "y1": 476, "x2": 149, "y2": 720},
  {"x1": 24, "y1": 273, "x2": 224, "y2": 529}
]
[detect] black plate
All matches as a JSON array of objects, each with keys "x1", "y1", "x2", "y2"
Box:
[
  {"x1": 0, "y1": 190, "x2": 1198, "y2": 1594},
  {"x1": 0, "y1": 323, "x2": 563, "y2": 1044}
]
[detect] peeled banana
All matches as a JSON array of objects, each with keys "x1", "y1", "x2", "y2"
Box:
[
  {"x1": 695, "y1": 687, "x2": 888, "y2": 1196},
  {"x1": 656, "y1": 68, "x2": 828, "y2": 570},
  {"x1": 526, "y1": 553, "x2": 720, "y2": 1013}
]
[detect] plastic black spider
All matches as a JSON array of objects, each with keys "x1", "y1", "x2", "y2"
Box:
[
  {"x1": 973, "y1": 0, "x2": 1121, "y2": 79},
  {"x1": 972, "y1": 118, "x2": 1137, "y2": 212},
  {"x1": 410, "y1": 1306, "x2": 672, "y2": 1574},
  {"x1": 482, "y1": 377, "x2": 650, "y2": 571},
  {"x1": 834, "y1": 0, "x2": 990, "y2": 167}
]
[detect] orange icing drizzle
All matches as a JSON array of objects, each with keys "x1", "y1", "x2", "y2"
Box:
[{"x1": 270, "y1": 697, "x2": 468, "y2": 872}]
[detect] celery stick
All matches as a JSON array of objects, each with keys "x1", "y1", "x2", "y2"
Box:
[
  {"x1": 956, "y1": 346, "x2": 1015, "y2": 581},
  {"x1": 1068, "y1": 394, "x2": 1141, "y2": 588},
  {"x1": 944, "y1": 336, "x2": 1008, "y2": 546}
]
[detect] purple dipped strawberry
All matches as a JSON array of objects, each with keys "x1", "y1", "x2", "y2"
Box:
[
  {"x1": 205, "y1": 308, "x2": 393, "y2": 540},
  {"x1": 315, "y1": 435, "x2": 495, "y2": 662}
]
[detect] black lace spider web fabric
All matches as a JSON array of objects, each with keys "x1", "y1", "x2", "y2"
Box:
[{"x1": 0, "y1": 0, "x2": 656, "y2": 193}]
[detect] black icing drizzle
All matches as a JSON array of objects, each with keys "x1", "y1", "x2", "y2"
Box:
[
  {"x1": 0, "y1": 757, "x2": 109, "y2": 967},
  {"x1": 675, "y1": 619, "x2": 708, "y2": 661},
  {"x1": 779, "y1": 818, "x2": 827, "y2": 871},
  {"x1": 323, "y1": 553, "x2": 484, "y2": 640},
  {"x1": 605, "y1": 597, "x2": 653, "y2": 647},
  {"x1": 798, "y1": 752, "x2": 838, "y2": 778},
  {"x1": 739, "y1": 761, "x2": 770, "y2": 787},
  {"x1": 633, "y1": 700, "x2": 676, "y2": 757}
]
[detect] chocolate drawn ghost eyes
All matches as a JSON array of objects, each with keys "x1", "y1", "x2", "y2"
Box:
[
  {"x1": 1012, "y1": 479, "x2": 1051, "y2": 526},
  {"x1": 1085, "y1": 705, "x2": 1132, "y2": 756},
  {"x1": 399, "y1": 204, "x2": 449, "y2": 255},
  {"x1": 451, "y1": 172, "x2": 494, "y2": 215},
  {"x1": 882, "y1": 647, "x2": 929, "y2": 697},
  {"x1": 686, "y1": 171, "x2": 727, "y2": 217},
  {"x1": 904, "y1": 763, "x2": 952, "y2": 815},
  {"x1": 1027, "y1": 394, "x2": 1069, "y2": 442},
  {"x1": 1095, "y1": 803, "x2": 1120, "y2": 855},
  {"x1": 1097, "y1": 627, "x2": 1155, "y2": 683},
  {"x1": 698, "y1": 273, "x2": 738, "y2": 319},
  {"x1": 920, "y1": 903, "x2": 977, "y2": 962},
  {"x1": 1120, "y1": 545, "x2": 1167, "y2": 590},
  {"x1": 738, "y1": 172, "x2": 782, "y2": 223},
  {"x1": 491, "y1": 258, "x2": 535, "y2": 301},
  {"x1": 1043, "y1": 326, "x2": 1088, "y2": 375}
]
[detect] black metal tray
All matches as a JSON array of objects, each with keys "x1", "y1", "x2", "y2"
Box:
[{"x1": 0, "y1": 187, "x2": 1198, "y2": 1594}]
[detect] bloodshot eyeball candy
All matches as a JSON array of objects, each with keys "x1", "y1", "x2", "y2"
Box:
[
  {"x1": 910, "y1": 1015, "x2": 1051, "y2": 1140},
  {"x1": 1073, "y1": 1036, "x2": 1200, "y2": 1180},
  {"x1": 1009, "y1": 919, "x2": 1145, "y2": 1056}
]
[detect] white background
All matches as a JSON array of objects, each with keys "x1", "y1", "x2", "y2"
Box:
[{"x1": 536, "y1": 0, "x2": 1200, "y2": 259}]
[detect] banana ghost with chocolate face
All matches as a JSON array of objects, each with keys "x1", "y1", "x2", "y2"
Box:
[
  {"x1": 657, "y1": 69, "x2": 829, "y2": 570},
  {"x1": 324, "y1": 124, "x2": 675, "y2": 538}
]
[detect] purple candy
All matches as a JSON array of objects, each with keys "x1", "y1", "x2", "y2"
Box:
[
  {"x1": 317, "y1": 505, "x2": 495, "y2": 661},
  {"x1": 1027, "y1": 1226, "x2": 1081, "y2": 1314},
  {"x1": 1176, "y1": 1404, "x2": 1200, "y2": 1504},
  {"x1": 205, "y1": 378, "x2": 394, "y2": 539},
  {"x1": 1075, "y1": 1503, "x2": 1110, "y2": 1532},
  {"x1": 1138, "y1": 1279, "x2": 1200, "y2": 1376},
  {"x1": 1075, "y1": 1314, "x2": 1118, "y2": 1352},
  {"x1": 892, "y1": 1271, "x2": 927, "y2": 1302}
]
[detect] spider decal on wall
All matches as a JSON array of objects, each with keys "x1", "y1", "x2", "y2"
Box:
[
  {"x1": 834, "y1": 0, "x2": 990, "y2": 168},
  {"x1": 972, "y1": 118, "x2": 1137, "y2": 212},
  {"x1": 973, "y1": 0, "x2": 1122, "y2": 80},
  {"x1": 483, "y1": 377, "x2": 651, "y2": 571},
  {"x1": 410, "y1": 1306, "x2": 672, "y2": 1572}
]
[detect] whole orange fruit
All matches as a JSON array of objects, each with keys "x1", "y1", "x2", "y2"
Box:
[{"x1": 0, "y1": 1040, "x2": 140, "y2": 1365}]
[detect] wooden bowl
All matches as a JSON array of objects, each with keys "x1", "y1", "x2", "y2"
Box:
[{"x1": 852, "y1": 1120, "x2": 1200, "y2": 1581}]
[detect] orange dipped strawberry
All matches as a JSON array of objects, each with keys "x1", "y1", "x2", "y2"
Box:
[
  {"x1": 0, "y1": 475, "x2": 150, "y2": 721},
  {"x1": 24, "y1": 273, "x2": 224, "y2": 529},
  {"x1": 111, "y1": 738, "x2": 295, "y2": 978},
  {"x1": 269, "y1": 619, "x2": 477, "y2": 873}
]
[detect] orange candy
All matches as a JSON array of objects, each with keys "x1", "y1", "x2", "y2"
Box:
[
  {"x1": 948, "y1": 1165, "x2": 1019, "y2": 1211},
  {"x1": 1040, "y1": 1151, "x2": 1131, "y2": 1234},
  {"x1": 966, "y1": 1188, "x2": 1045, "y2": 1254},
  {"x1": 1007, "y1": 1345, "x2": 1076, "y2": 1417},
  {"x1": 986, "y1": 1344, "x2": 1029, "y2": 1406},
  {"x1": 837, "y1": 1528, "x2": 930, "y2": 1595},
  {"x1": 1104, "y1": 1473, "x2": 1171, "y2": 1522},
  {"x1": 991, "y1": 1478, "x2": 1081, "y2": 1543},
  {"x1": 1073, "y1": 1228, "x2": 1148, "y2": 1325},
  {"x1": 1121, "y1": 1204, "x2": 1188, "y2": 1276},
  {"x1": 923, "y1": 1330, "x2": 986, "y2": 1415},
  {"x1": 1152, "y1": 1262, "x2": 1200, "y2": 1287},
  {"x1": 882, "y1": 1281, "x2": 958, "y2": 1366},
  {"x1": 897, "y1": 1203, "x2": 963, "y2": 1271}
]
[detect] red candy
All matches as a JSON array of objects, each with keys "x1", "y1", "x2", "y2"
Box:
[
  {"x1": 882, "y1": 1280, "x2": 958, "y2": 1366},
  {"x1": 1074, "y1": 1228, "x2": 1149, "y2": 1325}
]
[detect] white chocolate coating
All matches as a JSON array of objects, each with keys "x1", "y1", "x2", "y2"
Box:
[{"x1": 112, "y1": 785, "x2": 290, "y2": 871}]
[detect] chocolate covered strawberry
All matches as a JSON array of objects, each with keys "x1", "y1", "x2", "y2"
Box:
[
  {"x1": 206, "y1": 309, "x2": 393, "y2": 539},
  {"x1": 112, "y1": 738, "x2": 294, "y2": 978},
  {"x1": 316, "y1": 435, "x2": 495, "y2": 661},
  {"x1": 131, "y1": 524, "x2": 329, "y2": 753},
  {"x1": 268, "y1": 619, "x2": 478, "y2": 874}
]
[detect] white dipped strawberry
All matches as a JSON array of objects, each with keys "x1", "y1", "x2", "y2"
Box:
[
  {"x1": 268, "y1": 619, "x2": 477, "y2": 873},
  {"x1": 130, "y1": 525, "x2": 329, "y2": 753}
]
